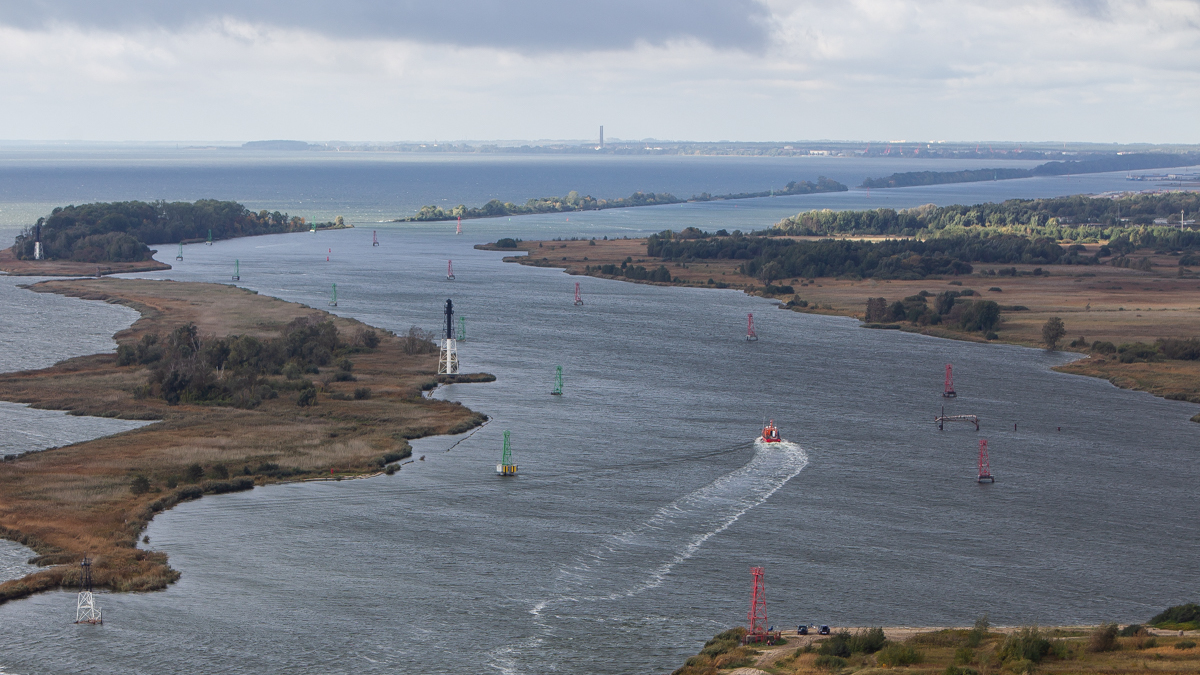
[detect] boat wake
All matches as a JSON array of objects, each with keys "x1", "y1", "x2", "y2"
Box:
[{"x1": 542, "y1": 438, "x2": 808, "y2": 608}]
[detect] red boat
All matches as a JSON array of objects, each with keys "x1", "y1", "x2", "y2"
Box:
[{"x1": 760, "y1": 420, "x2": 782, "y2": 443}]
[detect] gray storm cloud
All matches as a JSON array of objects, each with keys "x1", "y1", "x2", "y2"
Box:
[{"x1": 0, "y1": 0, "x2": 772, "y2": 51}]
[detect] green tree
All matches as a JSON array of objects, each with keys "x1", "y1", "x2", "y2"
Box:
[{"x1": 1042, "y1": 316, "x2": 1066, "y2": 351}]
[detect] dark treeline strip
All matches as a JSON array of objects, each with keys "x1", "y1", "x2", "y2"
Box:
[
  {"x1": 689, "y1": 176, "x2": 847, "y2": 201},
  {"x1": 771, "y1": 193, "x2": 1200, "y2": 245},
  {"x1": 400, "y1": 191, "x2": 682, "y2": 222},
  {"x1": 11, "y1": 200, "x2": 332, "y2": 263},
  {"x1": 397, "y1": 178, "x2": 848, "y2": 222},
  {"x1": 861, "y1": 153, "x2": 1200, "y2": 188},
  {"x1": 647, "y1": 231, "x2": 1065, "y2": 281}
]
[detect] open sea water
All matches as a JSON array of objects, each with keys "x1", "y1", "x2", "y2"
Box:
[{"x1": 0, "y1": 152, "x2": 1198, "y2": 674}]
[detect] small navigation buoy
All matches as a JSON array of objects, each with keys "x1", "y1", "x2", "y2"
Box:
[
  {"x1": 419, "y1": 455, "x2": 425, "y2": 461},
  {"x1": 327, "y1": 247, "x2": 331, "y2": 262}
]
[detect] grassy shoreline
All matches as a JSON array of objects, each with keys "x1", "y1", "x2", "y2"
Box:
[
  {"x1": 677, "y1": 624, "x2": 1200, "y2": 675},
  {"x1": 0, "y1": 278, "x2": 489, "y2": 605},
  {"x1": 482, "y1": 237, "x2": 1200, "y2": 418}
]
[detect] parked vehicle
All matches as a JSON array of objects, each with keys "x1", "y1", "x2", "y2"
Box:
[
  {"x1": 818, "y1": 625, "x2": 831, "y2": 635},
  {"x1": 797, "y1": 625, "x2": 808, "y2": 635}
]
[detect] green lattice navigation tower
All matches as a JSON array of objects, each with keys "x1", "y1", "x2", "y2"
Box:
[
  {"x1": 457, "y1": 316, "x2": 466, "y2": 341},
  {"x1": 232, "y1": 259, "x2": 240, "y2": 281},
  {"x1": 330, "y1": 283, "x2": 338, "y2": 307},
  {"x1": 497, "y1": 430, "x2": 517, "y2": 476},
  {"x1": 551, "y1": 366, "x2": 563, "y2": 395},
  {"x1": 176, "y1": 242, "x2": 183, "y2": 261},
  {"x1": 206, "y1": 229, "x2": 213, "y2": 246}
]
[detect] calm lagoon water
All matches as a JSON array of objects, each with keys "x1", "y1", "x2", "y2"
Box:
[{"x1": 0, "y1": 153, "x2": 1197, "y2": 674}]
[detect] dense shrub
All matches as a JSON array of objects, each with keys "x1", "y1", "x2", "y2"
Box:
[
  {"x1": 876, "y1": 643, "x2": 923, "y2": 667},
  {"x1": 818, "y1": 631, "x2": 852, "y2": 657},
  {"x1": 185, "y1": 463, "x2": 204, "y2": 483},
  {"x1": 353, "y1": 387, "x2": 372, "y2": 400},
  {"x1": 1176, "y1": 640, "x2": 1197, "y2": 650},
  {"x1": 1119, "y1": 624, "x2": 1146, "y2": 637},
  {"x1": 130, "y1": 475, "x2": 150, "y2": 495},
  {"x1": 997, "y1": 626, "x2": 1053, "y2": 664},
  {"x1": 1088, "y1": 622, "x2": 1119, "y2": 652},
  {"x1": 813, "y1": 655, "x2": 847, "y2": 670},
  {"x1": 850, "y1": 627, "x2": 887, "y2": 654}
]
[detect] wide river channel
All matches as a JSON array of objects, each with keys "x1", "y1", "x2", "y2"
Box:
[{"x1": 1, "y1": 153, "x2": 1198, "y2": 674}]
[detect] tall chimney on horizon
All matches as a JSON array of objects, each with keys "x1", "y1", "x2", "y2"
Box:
[{"x1": 599, "y1": 125, "x2": 604, "y2": 149}]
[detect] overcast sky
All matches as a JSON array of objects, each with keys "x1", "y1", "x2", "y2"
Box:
[{"x1": 1, "y1": 0, "x2": 1197, "y2": 143}]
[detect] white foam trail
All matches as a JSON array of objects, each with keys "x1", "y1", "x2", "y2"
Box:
[{"x1": 548, "y1": 439, "x2": 808, "y2": 606}]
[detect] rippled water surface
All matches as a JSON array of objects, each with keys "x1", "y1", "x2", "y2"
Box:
[{"x1": 1, "y1": 154, "x2": 1198, "y2": 675}]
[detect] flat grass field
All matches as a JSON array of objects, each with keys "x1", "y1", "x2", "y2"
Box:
[
  {"x1": 675, "y1": 625, "x2": 1200, "y2": 675},
  {"x1": 485, "y1": 238, "x2": 1200, "y2": 412},
  {"x1": 0, "y1": 278, "x2": 487, "y2": 606}
]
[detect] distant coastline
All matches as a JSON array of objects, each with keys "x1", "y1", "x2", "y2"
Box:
[
  {"x1": 861, "y1": 153, "x2": 1200, "y2": 189},
  {"x1": 394, "y1": 177, "x2": 847, "y2": 223}
]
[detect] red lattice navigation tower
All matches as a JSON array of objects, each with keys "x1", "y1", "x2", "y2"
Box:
[
  {"x1": 978, "y1": 439, "x2": 994, "y2": 483},
  {"x1": 943, "y1": 363, "x2": 957, "y2": 398},
  {"x1": 747, "y1": 566, "x2": 767, "y2": 638},
  {"x1": 372, "y1": 230, "x2": 379, "y2": 247},
  {"x1": 456, "y1": 216, "x2": 462, "y2": 235},
  {"x1": 746, "y1": 314, "x2": 758, "y2": 341},
  {"x1": 574, "y1": 281, "x2": 584, "y2": 306},
  {"x1": 447, "y1": 260, "x2": 455, "y2": 280}
]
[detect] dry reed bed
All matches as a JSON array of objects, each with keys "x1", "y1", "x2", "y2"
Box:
[{"x1": 0, "y1": 279, "x2": 488, "y2": 605}]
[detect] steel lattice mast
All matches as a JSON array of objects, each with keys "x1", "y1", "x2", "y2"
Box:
[
  {"x1": 574, "y1": 282, "x2": 584, "y2": 306},
  {"x1": 329, "y1": 283, "x2": 337, "y2": 307},
  {"x1": 746, "y1": 314, "x2": 758, "y2": 341},
  {"x1": 438, "y1": 299, "x2": 459, "y2": 375},
  {"x1": 456, "y1": 216, "x2": 462, "y2": 235},
  {"x1": 747, "y1": 567, "x2": 767, "y2": 637},
  {"x1": 552, "y1": 365, "x2": 563, "y2": 395},
  {"x1": 372, "y1": 230, "x2": 379, "y2": 246},
  {"x1": 978, "y1": 439, "x2": 994, "y2": 483},
  {"x1": 497, "y1": 430, "x2": 517, "y2": 475},
  {"x1": 943, "y1": 364, "x2": 957, "y2": 398},
  {"x1": 447, "y1": 260, "x2": 455, "y2": 280},
  {"x1": 74, "y1": 557, "x2": 102, "y2": 625}
]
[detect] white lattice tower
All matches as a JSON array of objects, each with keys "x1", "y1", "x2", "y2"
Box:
[
  {"x1": 438, "y1": 338, "x2": 459, "y2": 375},
  {"x1": 75, "y1": 591, "x2": 102, "y2": 624}
]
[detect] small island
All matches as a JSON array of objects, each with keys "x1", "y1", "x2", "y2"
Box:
[
  {"x1": 3, "y1": 199, "x2": 352, "y2": 277},
  {"x1": 0, "y1": 278, "x2": 488, "y2": 606}
]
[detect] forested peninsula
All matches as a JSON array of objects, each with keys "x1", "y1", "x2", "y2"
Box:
[
  {"x1": 8, "y1": 200, "x2": 345, "y2": 265},
  {"x1": 861, "y1": 153, "x2": 1200, "y2": 189},
  {"x1": 396, "y1": 177, "x2": 848, "y2": 222},
  {"x1": 771, "y1": 192, "x2": 1200, "y2": 241}
]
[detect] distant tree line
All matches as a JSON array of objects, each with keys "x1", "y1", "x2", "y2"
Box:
[
  {"x1": 771, "y1": 192, "x2": 1200, "y2": 245},
  {"x1": 690, "y1": 176, "x2": 847, "y2": 201},
  {"x1": 400, "y1": 191, "x2": 682, "y2": 222},
  {"x1": 861, "y1": 153, "x2": 1200, "y2": 188},
  {"x1": 11, "y1": 200, "x2": 331, "y2": 263},
  {"x1": 399, "y1": 177, "x2": 848, "y2": 222},
  {"x1": 117, "y1": 316, "x2": 381, "y2": 407},
  {"x1": 646, "y1": 230, "x2": 1066, "y2": 281}
]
